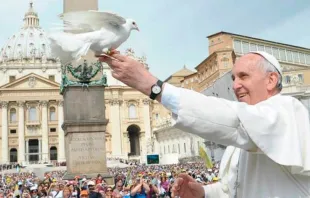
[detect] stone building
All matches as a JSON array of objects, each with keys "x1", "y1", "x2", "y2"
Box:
[
  {"x1": 0, "y1": 2, "x2": 65, "y2": 164},
  {"x1": 182, "y1": 31, "x2": 310, "y2": 93}
]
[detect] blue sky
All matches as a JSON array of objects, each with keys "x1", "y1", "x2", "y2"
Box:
[{"x1": 0, "y1": 0, "x2": 309, "y2": 80}]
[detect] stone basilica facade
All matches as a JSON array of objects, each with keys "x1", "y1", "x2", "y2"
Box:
[{"x1": 0, "y1": 2, "x2": 172, "y2": 165}]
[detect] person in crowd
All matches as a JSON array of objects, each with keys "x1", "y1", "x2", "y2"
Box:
[
  {"x1": 130, "y1": 177, "x2": 150, "y2": 198},
  {"x1": 63, "y1": 186, "x2": 72, "y2": 198},
  {"x1": 87, "y1": 181, "x2": 103, "y2": 198},
  {"x1": 80, "y1": 190, "x2": 88, "y2": 198},
  {"x1": 105, "y1": 186, "x2": 113, "y2": 198}
]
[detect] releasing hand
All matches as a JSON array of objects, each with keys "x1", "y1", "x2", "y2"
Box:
[
  {"x1": 98, "y1": 51, "x2": 158, "y2": 96},
  {"x1": 171, "y1": 173, "x2": 205, "y2": 198}
]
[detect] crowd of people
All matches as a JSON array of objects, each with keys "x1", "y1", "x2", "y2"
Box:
[{"x1": 0, "y1": 161, "x2": 220, "y2": 197}]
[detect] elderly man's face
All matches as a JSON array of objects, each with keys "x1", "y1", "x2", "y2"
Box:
[{"x1": 232, "y1": 54, "x2": 278, "y2": 105}]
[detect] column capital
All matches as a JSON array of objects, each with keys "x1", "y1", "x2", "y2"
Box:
[
  {"x1": 109, "y1": 99, "x2": 122, "y2": 106},
  {"x1": 142, "y1": 98, "x2": 152, "y2": 105},
  {"x1": 1, "y1": 101, "x2": 8, "y2": 108},
  {"x1": 57, "y1": 100, "x2": 64, "y2": 107},
  {"x1": 39, "y1": 100, "x2": 48, "y2": 107},
  {"x1": 17, "y1": 101, "x2": 25, "y2": 107}
]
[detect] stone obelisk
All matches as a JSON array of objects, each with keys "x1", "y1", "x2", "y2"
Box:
[
  {"x1": 64, "y1": 0, "x2": 98, "y2": 13},
  {"x1": 62, "y1": 0, "x2": 112, "y2": 184}
]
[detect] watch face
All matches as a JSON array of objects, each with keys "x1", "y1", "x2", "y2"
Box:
[{"x1": 152, "y1": 85, "x2": 161, "y2": 94}]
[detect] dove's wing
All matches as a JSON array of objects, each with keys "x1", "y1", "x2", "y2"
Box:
[
  {"x1": 47, "y1": 32, "x2": 92, "y2": 64},
  {"x1": 59, "y1": 10, "x2": 127, "y2": 33}
]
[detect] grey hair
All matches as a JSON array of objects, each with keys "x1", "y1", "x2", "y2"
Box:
[{"x1": 257, "y1": 57, "x2": 282, "y2": 92}]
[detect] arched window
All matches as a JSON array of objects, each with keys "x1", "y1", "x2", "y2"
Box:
[
  {"x1": 10, "y1": 148, "x2": 17, "y2": 162},
  {"x1": 49, "y1": 107, "x2": 56, "y2": 121},
  {"x1": 50, "y1": 146, "x2": 57, "y2": 161},
  {"x1": 10, "y1": 108, "x2": 17, "y2": 123},
  {"x1": 128, "y1": 104, "x2": 136, "y2": 119},
  {"x1": 29, "y1": 107, "x2": 36, "y2": 121}
]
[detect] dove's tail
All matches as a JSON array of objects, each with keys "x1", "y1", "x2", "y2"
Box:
[{"x1": 47, "y1": 32, "x2": 92, "y2": 64}]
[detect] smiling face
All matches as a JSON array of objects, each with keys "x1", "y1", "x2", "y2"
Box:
[{"x1": 232, "y1": 54, "x2": 280, "y2": 105}]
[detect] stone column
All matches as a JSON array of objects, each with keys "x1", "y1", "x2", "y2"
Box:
[
  {"x1": 25, "y1": 140, "x2": 29, "y2": 162},
  {"x1": 38, "y1": 139, "x2": 42, "y2": 161},
  {"x1": 126, "y1": 133, "x2": 131, "y2": 155},
  {"x1": 139, "y1": 133, "x2": 146, "y2": 163},
  {"x1": 109, "y1": 99, "x2": 122, "y2": 156},
  {"x1": 40, "y1": 101, "x2": 49, "y2": 162},
  {"x1": 142, "y1": 98, "x2": 152, "y2": 154},
  {"x1": 1, "y1": 102, "x2": 8, "y2": 164},
  {"x1": 18, "y1": 101, "x2": 25, "y2": 163},
  {"x1": 58, "y1": 100, "x2": 66, "y2": 162}
]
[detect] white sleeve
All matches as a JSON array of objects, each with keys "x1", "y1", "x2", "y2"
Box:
[
  {"x1": 203, "y1": 182, "x2": 229, "y2": 198},
  {"x1": 160, "y1": 83, "x2": 256, "y2": 151},
  {"x1": 161, "y1": 83, "x2": 181, "y2": 115}
]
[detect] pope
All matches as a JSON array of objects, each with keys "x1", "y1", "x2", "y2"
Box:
[{"x1": 99, "y1": 50, "x2": 310, "y2": 198}]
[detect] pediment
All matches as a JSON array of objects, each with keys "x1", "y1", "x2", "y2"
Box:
[{"x1": 0, "y1": 73, "x2": 60, "y2": 89}]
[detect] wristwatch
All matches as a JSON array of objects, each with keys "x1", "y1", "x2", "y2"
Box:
[{"x1": 150, "y1": 80, "x2": 163, "y2": 100}]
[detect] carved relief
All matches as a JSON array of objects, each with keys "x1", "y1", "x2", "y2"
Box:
[
  {"x1": 27, "y1": 127, "x2": 40, "y2": 135},
  {"x1": 282, "y1": 64, "x2": 305, "y2": 72},
  {"x1": 109, "y1": 99, "x2": 121, "y2": 106},
  {"x1": 57, "y1": 100, "x2": 64, "y2": 107},
  {"x1": 126, "y1": 100, "x2": 139, "y2": 107},
  {"x1": 142, "y1": 98, "x2": 152, "y2": 105},
  {"x1": 26, "y1": 102, "x2": 40, "y2": 110},
  {"x1": 1, "y1": 91, "x2": 59, "y2": 97},
  {"x1": 39, "y1": 100, "x2": 48, "y2": 107},
  {"x1": 9, "y1": 139, "x2": 18, "y2": 145},
  {"x1": 50, "y1": 137, "x2": 58, "y2": 143},
  {"x1": 17, "y1": 101, "x2": 25, "y2": 108},
  {"x1": 28, "y1": 76, "x2": 36, "y2": 88},
  {"x1": 221, "y1": 57, "x2": 230, "y2": 62}
]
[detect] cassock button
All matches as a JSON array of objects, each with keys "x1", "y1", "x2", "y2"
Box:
[{"x1": 222, "y1": 184, "x2": 229, "y2": 192}]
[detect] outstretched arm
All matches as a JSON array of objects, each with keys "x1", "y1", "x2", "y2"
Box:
[
  {"x1": 99, "y1": 52, "x2": 255, "y2": 150},
  {"x1": 161, "y1": 83, "x2": 256, "y2": 151}
]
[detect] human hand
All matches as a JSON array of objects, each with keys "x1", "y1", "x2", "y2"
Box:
[
  {"x1": 98, "y1": 51, "x2": 158, "y2": 96},
  {"x1": 171, "y1": 173, "x2": 205, "y2": 198}
]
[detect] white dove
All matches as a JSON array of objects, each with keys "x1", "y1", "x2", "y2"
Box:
[{"x1": 48, "y1": 10, "x2": 139, "y2": 64}]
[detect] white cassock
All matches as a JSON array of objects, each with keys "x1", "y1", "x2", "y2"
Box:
[{"x1": 161, "y1": 83, "x2": 310, "y2": 198}]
